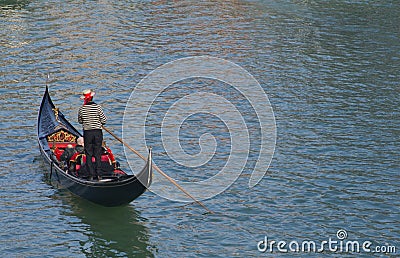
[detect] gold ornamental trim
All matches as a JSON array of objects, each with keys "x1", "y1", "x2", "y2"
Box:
[{"x1": 47, "y1": 129, "x2": 77, "y2": 143}]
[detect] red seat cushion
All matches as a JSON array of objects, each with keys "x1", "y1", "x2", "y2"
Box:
[{"x1": 49, "y1": 142, "x2": 77, "y2": 160}]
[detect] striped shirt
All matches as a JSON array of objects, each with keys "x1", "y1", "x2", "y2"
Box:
[{"x1": 78, "y1": 102, "x2": 107, "y2": 131}]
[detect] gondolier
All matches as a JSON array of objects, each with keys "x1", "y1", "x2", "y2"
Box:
[{"x1": 78, "y1": 89, "x2": 107, "y2": 179}]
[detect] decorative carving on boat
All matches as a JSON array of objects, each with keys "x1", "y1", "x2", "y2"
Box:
[
  {"x1": 52, "y1": 107, "x2": 60, "y2": 122},
  {"x1": 47, "y1": 129, "x2": 77, "y2": 143}
]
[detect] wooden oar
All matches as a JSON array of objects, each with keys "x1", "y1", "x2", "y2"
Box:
[{"x1": 102, "y1": 126, "x2": 213, "y2": 214}]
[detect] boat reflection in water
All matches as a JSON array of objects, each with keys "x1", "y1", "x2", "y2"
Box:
[{"x1": 59, "y1": 191, "x2": 156, "y2": 257}]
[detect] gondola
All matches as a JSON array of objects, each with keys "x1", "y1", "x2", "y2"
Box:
[{"x1": 37, "y1": 87, "x2": 152, "y2": 207}]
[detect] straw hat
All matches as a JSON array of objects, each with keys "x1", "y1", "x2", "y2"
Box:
[{"x1": 80, "y1": 89, "x2": 95, "y2": 99}]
